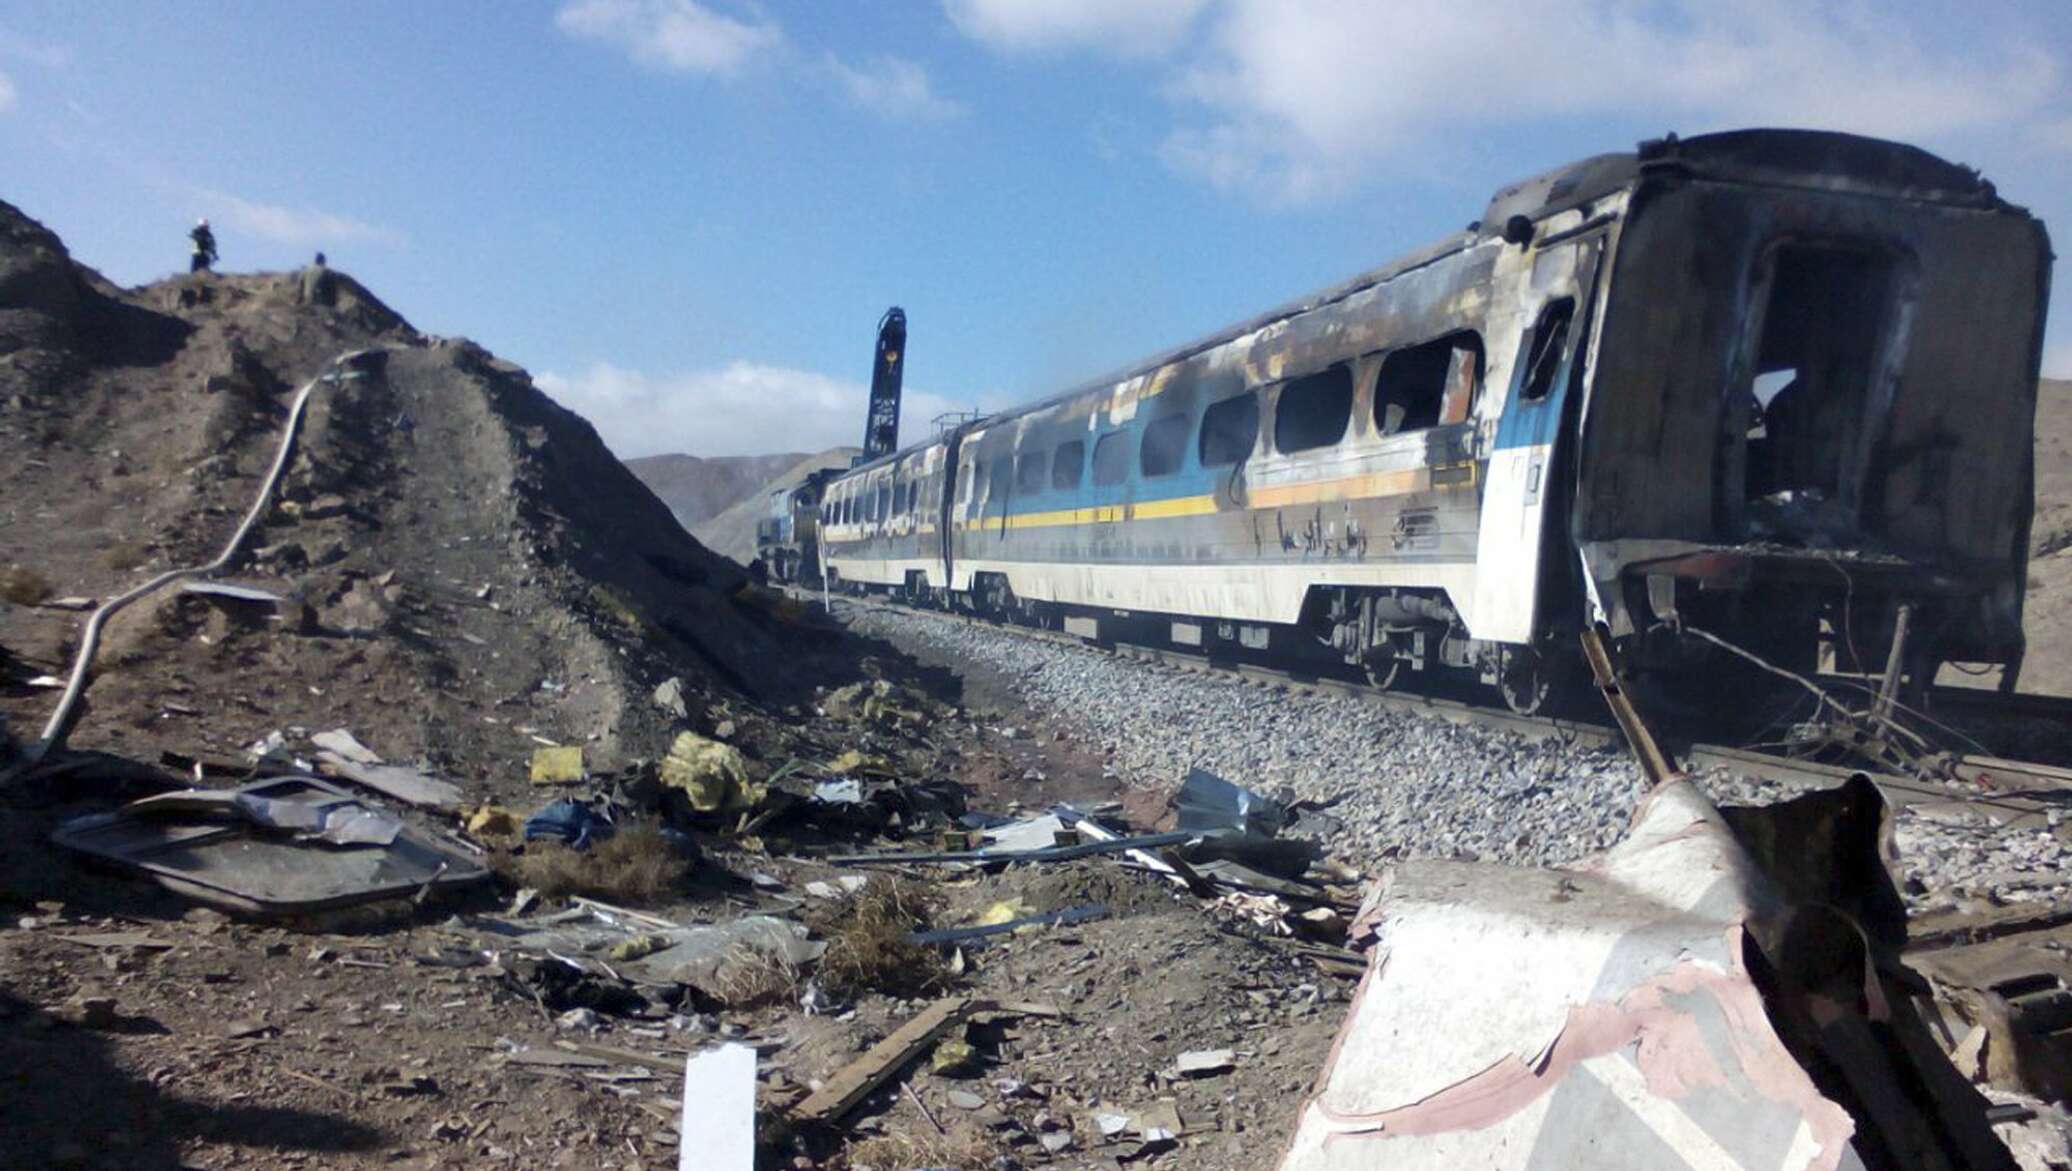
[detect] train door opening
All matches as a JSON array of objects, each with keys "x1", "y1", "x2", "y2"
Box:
[{"x1": 1734, "y1": 243, "x2": 1901, "y2": 545}]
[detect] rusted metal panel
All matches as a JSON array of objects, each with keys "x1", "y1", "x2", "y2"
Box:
[{"x1": 1281, "y1": 777, "x2": 2013, "y2": 1171}]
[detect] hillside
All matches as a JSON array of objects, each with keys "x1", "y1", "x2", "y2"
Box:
[
  {"x1": 624, "y1": 451, "x2": 808, "y2": 530},
  {"x1": 0, "y1": 198, "x2": 834, "y2": 790},
  {"x1": 693, "y1": 446, "x2": 859, "y2": 565}
]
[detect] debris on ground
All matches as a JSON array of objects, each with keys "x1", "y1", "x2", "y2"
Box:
[{"x1": 49, "y1": 775, "x2": 488, "y2": 914}]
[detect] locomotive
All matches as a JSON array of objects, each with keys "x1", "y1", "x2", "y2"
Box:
[{"x1": 816, "y1": 130, "x2": 2051, "y2": 714}]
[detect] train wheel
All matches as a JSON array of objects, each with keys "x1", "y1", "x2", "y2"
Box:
[{"x1": 1498, "y1": 645, "x2": 1552, "y2": 715}]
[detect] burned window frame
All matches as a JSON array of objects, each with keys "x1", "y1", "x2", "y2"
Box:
[
  {"x1": 1373, "y1": 330, "x2": 1485, "y2": 435},
  {"x1": 1273, "y1": 364, "x2": 1356, "y2": 454},
  {"x1": 1091, "y1": 430, "x2": 1131, "y2": 487},
  {"x1": 1139, "y1": 413, "x2": 1191, "y2": 479},
  {"x1": 1197, "y1": 391, "x2": 1260, "y2": 468},
  {"x1": 1053, "y1": 440, "x2": 1085, "y2": 491},
  {"x1": 1519, "y1": 298, "x2": 1575, "y2": 403},
  {"x1": 1016, "y1": 449, "x2": 1050, "y2": 494}
]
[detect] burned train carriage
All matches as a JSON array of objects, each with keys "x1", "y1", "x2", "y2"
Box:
[{"x1": 821, "y1": 130, "x2": 2051, "y2": 713}]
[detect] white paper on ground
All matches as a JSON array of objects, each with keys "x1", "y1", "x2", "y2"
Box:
[{"x1": 681, "y1": 1042, "x2": 756, "y2": 1171}]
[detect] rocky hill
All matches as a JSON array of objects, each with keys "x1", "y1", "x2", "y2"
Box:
[
  {"x1": 693, "y1": 446, "x2": 859, "y2": 565},
  {"x1": 0, "y1": 198, "x2": 835, "y2": 793},
  {"x1": 625, "y1": 451, "x2": 810, "y2": 530}
]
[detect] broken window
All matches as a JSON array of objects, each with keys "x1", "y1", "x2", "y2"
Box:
[
  {"x1": 1375, "y1": 332, "x2": 1483, "y2": 434},
  {"x1": 1274, "y1": 365, "x2": 1353, "y2": 453},
  {"x1": 1017, "y1": 450, "x2": 1049, "y2": 494},
  {"x1": 1741, "y1": 244, "x2": 1898, "y2": 514},
  {"x1": 1091, "y1": 431, "x2": 1131, "y2": 486},
  {"x1": 1520, "y1": 299, "x2": 1574, "y2": 402},
  {"x1": 1140, "y1": 413, "x2": 1190, "y2": 478},
  {"x1": 1198, "y1": 392, "x2": 1259, "y2": 467},
  {"x1": 1053, "y1": 440, "x2": 1084, "y2": 490}
]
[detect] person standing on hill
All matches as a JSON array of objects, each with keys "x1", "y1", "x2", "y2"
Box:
[{"x1": 188, "y1": 219, "x2": 217, "y2": 273}]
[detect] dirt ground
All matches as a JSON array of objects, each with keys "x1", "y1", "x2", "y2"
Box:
[
  {"x1": 0, "y1": 663, "x2": 1348, "y2": 1171},
  {"x1": 0, "y1": 200, "x2": 1349, "y2": 1170}
]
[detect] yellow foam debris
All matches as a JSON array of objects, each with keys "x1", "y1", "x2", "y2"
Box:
[
  {"x1": 465, "y1": 805, "x2": 520, "y2": 837},
  {"x1": 529, "y1": 746, "x2": 585, "y2": 785},
  {"x1": 658, "y1": 731, "x2": 757, "y2": 812}
]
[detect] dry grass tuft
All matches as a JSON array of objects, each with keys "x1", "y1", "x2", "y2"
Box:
[
  {"x1": 0, "y1": 566, "x2": 52, "y2": 606},
  {"x1": 709, "y1": 942, "x2": 802, "y2": 1009},
  {"x1": 846, "y1": 1124, "x2": 1006, "y2": 1171},
  {"x1": 504, "y1": 823, "x2": 687, "y2": 905},
  {"x1": 808, "y1": 877, "x2": 950, "y2": 999},
  {"x1": 101, "y1": 541, "x2": 149, "y2": 573}
]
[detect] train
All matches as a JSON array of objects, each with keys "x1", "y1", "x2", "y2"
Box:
[{"x1": 793, "y1": 130, "x2": 2051, "y2": 715}]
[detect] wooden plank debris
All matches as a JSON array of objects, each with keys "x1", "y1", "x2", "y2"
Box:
[{"x1": 790, "y1": 996, "x2": 974, "y2": 1124}]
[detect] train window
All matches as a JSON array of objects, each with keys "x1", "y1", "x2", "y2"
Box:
[
  {"x1": 1140, "y1": 413, "x2": 1190, "y2": 478},
  {"x1": 1016, "y1": 451, "x2": 1049, "y2": 494},
  {"x1": 987, "y1": 459, "x2": 1013, "y2": 510},
  {"x1": 1375, "y1": 332, "x2": 1483, "y2": 434},
  {"x1": 1053, "y1": 440, "x2": 1084, "y2": 490},
  {"x1": 874, "y1": 480, "x2": 891, "y2": 522},
  {"x1": 1198, "y1": 392, "x2": 1258, "y2": 467},
  {"x1": 1091, "y1": 431, "x2": 1131, "y2": 486},
  {"x1": 892, "y1": 480, "x2": 907, "y2": 516},
  {"x1": 1274, "y1": 365, "x2": 1354, "y2": 453},
  {"x1": 1520, "y1": 299, "x2": 1574, "y2": 402}
]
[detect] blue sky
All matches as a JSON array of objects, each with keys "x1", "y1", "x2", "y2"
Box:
[{"x1": 2, "y1": 1, "x2": 2068, "y2": 458}]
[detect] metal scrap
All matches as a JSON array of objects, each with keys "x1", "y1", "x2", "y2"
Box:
[{"x1": 1278, "y1": 775, "x2": 2015, "y2": 1171}]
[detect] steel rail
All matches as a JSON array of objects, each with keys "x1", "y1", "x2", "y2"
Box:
[{"x1": 805, "y1": 588, "x2": 2072, "y2": 815}]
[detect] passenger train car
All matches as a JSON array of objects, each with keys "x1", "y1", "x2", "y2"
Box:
[{"x1": 819, "y1": 130, "x2": 2051, "y2": 713}]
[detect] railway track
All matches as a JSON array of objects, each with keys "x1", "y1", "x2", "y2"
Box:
[
  {"x1": 807, "y1": 586, "x2": 2072, "y2": 1109},
  {"x1": 803, "y1": 587, "x2": 2072, "y2": 822}
]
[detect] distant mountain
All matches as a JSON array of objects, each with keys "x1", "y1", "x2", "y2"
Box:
[
  {"x1": 624, "y1": 452, "x2": 811, "y2": 529},
  {"x1": 694, "y1": 447, "x2": 860, "y2": 566}
]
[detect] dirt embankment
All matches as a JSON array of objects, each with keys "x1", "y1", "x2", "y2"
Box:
[
  {"x1": 692, "y1": 447, "x2": 859, "y2": 566},
  {"x1": 0, "y1": 197, "x2": 839, "y2": 799}
]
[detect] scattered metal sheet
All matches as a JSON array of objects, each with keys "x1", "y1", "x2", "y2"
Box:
[
  {"x1": 314, "y1": 751, "x2": 464, "y2": 811},
  {"x1": 125, "y1": 785, "x2": 403, "y2": 846},
  {"x1": 310, "y1": 728, "x2": 381, "y2": 765},
  {"x1": 464, "y1": 907, "x2": 823, "y2": 987},
  {"x1": 826, "y1": 829, "x2": 1195, "y2": 867},
  {"x1": 1279, "y1": 777, "x2": 2016, "y2": 1171},
  {"x1": 1172, "y1": 767, "x2": 1287, "y2": 838},
  {"x1": 51, "y1": 775, "x2": 490, "y2": 915},
  {"x1": 178, "y1": 580, "x2": 283, "y2": 605}
]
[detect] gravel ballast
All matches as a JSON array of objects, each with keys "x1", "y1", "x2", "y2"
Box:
[{"x1": 848, "y1": 603, "x2": 2072, "y2": 913}]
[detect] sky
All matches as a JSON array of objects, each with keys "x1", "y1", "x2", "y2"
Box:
[{"x1": 2, "y1": 1, "x2": 2069, "y2": 459}]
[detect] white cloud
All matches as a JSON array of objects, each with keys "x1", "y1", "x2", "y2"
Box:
[
  {"x1": 944, "y1": 0, "x2": 1210, "y2": 58},
  {"x1": 826, "y1": 54, "x2": 965, "y2": 122},
  {"x1": 1161, "y1": 0, "x2": 2065, "y2": 201},
  {"x1": 200, "y1": 190, "x2": 405, "y2": 249},
  {"x1": 0, "y1": 26, "x2": 70, "y2": 69},
  {"x1": 0, "y1": 71, "x2": 15, "y2": 114},
  {"x1": 556, "y1": 0, "x2": 780, "y2": 76},
  {"x1": 535, "y1": 359, "x2": 989, "y2": 459}
]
